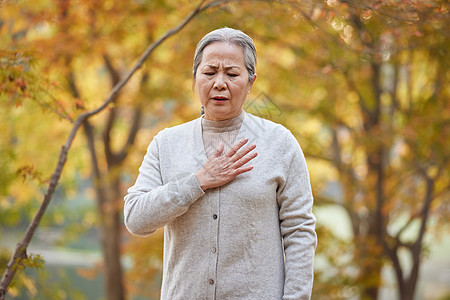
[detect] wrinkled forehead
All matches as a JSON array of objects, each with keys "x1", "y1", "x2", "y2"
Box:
[{"x1": 199, "y1": 42, "x2": 246, "y2": 68}]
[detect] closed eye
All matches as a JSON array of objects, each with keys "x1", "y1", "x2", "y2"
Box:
[{"x1": 227, "y1": 74, "x2": 239, "y2": 77}]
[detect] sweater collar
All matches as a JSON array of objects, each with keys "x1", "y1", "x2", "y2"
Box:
[
  {"x1": 201, "y1": 110, "x2": 245, "y2": 133},
  {"x1": 194, "y1": 110, "x2": 252, "y2": 159}
]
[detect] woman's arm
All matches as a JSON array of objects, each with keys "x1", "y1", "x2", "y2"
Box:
[
  {"x1": 277, "y1": 132, "x2": 317, "y2": 300},
  {"x1": 124, "y1": 133, "x2": 205, "y2": 236}
]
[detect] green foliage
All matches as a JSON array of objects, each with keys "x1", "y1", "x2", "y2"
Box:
[
  {"x1": 20, "y1": 253, "x2": 45, "y2": 272},
  {"x1": 32, "y1": 268, "x2": 88, "y2": 300},
  {"x1": 0, "y1": 247, "x2": 45, "y2": 299}
]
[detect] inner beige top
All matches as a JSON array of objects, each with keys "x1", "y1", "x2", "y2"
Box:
[{"x1": 201, "y1": 110, "x2": 245, "y2": 158}]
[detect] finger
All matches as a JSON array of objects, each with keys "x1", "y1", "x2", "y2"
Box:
[
  {"x1": 214, "y1": 142, "x2": 225, "y2": 157},
  {"x1": 232, "y1": 151, "x2": 258, "y2": 168},
  {"x1": 232, "y1": 144, "x2": 256, "y2": 163},
  {"x1": 226, "y1": 138, "x2": 248, "y2": 157},
  {"x1": 233, "y1": 165, "x2": 254, "y2": 176}
]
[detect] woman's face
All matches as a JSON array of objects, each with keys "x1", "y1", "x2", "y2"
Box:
[{"x1": 195, "y1": 42, "x2": 255, "y2": 121}]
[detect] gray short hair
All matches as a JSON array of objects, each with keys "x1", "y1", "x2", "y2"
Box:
[{"x1": 193, "y1": 27, "x2": 257, "y2": 83}]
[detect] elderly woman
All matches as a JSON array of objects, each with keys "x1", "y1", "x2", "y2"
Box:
[{"x1": 124, "y1": 27, "x2": 317, "y2": 300}]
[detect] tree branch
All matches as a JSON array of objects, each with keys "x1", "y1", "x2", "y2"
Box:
[
  {"x1": 104, "y1": 105, "x2": 117, "y2": 166},
  {"x1": 103, "y1": 54, "x2": 121, "y2": 87},
  {"x1": 342, "y1": 71, "x2": 374, "y2": 129},
  {"x1": 413, "y1": 175, "x2": 435, "y2": 250},
  {"x1": 102, "y1": 58, "x2": 147, "y2": 167},
  {"x1": 114, "y1": 106, "x2": 143, "y2": 166},
  {"x1": 102, "y1": 54, "x2": 125, "y2": 167},
  {"x1": 82, "y1": 118, "x2": 108, "y2": 214}
]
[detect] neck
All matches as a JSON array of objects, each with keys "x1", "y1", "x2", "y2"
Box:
[{"x1": 203, "y1": 109, "x2": 243, "y2": 121}]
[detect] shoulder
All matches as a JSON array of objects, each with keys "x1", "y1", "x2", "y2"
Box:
[
  {"x1": 244, "y1": 112, "x2": 296, "y2": 144},
  {"x1": 155, "y1": 117, "x2": 200, "y2": 140},
  {"x1": 145, "y1": 117, "x2": 200, "y2": 154},
  {"x1": 244, "y1": 112, "x2": 304, "y2": 166}
]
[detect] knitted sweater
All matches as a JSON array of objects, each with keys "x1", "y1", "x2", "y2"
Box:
[{"x1": 124, "y1": 111, "x2": 317, "y2": 300}]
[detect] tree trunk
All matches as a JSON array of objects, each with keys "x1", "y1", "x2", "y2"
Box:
[
  {"x1": 400, "y1": 282, "x2": 415, "y2": 300},
  {"x1": 99, "y1": 179, "x2": 125, "y2": 300},
  {"x1": 84, "y1": 120, "x2": 125, "y2": 300},
  {"x1": 359, "y1": 230, "x2": 382, "y2": 300}
]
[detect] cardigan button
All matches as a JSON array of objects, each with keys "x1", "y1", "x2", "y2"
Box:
[
  {"x1": 212, "y1": 247, "x2": 216, "y2": 253},
  {"x1": 209, "y1": 279, "x2": 214, "y2": 285},
  {"x1": 213, "y1": 214, "x2": 217, "y2": 220}
]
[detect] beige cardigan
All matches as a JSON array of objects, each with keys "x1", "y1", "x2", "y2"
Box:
[{"x1": 124, "y1": 111, "x2": 317, "y2": 300}]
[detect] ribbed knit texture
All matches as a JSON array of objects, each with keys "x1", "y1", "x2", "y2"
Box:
[{"x1": 201, "y1": 111, "x2": 245, "y2": 157}]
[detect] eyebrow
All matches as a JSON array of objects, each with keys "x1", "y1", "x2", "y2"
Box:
[{"x1": 203, "y1": 64, "x2": 242, "y2": 70}]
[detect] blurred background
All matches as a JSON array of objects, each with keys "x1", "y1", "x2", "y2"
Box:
[{"x1": 1, "y1": 0, "x2": 449, "y2": 299}]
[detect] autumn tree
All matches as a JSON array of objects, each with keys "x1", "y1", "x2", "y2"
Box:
[{"x1": 244, "y1": 1, "x2": 449, "y2": 299}]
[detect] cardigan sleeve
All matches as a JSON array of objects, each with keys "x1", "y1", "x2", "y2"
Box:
[
  {"x1": 277, "y1": 131, "x2": 317, "y2": 300},
  {"x1": 123, "y1": 132, "x2": 205, "y2": 236}
]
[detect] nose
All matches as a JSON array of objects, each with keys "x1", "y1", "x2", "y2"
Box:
[{"x1": 213, "y1": 73, "x2": 227, "y2": 90}]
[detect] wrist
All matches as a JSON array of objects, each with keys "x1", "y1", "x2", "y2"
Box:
[{"x1": 194, "y1": 170, "x2": 208, "y2": 191}]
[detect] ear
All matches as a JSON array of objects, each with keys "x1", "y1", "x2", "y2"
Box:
[{"x1": 248, "y1": 73, "x2": 257, "y2": 94}]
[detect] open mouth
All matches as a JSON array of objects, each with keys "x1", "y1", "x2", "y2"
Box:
[{"x1": 212, "y1": 96, "x2": 229, "y2": 102}]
